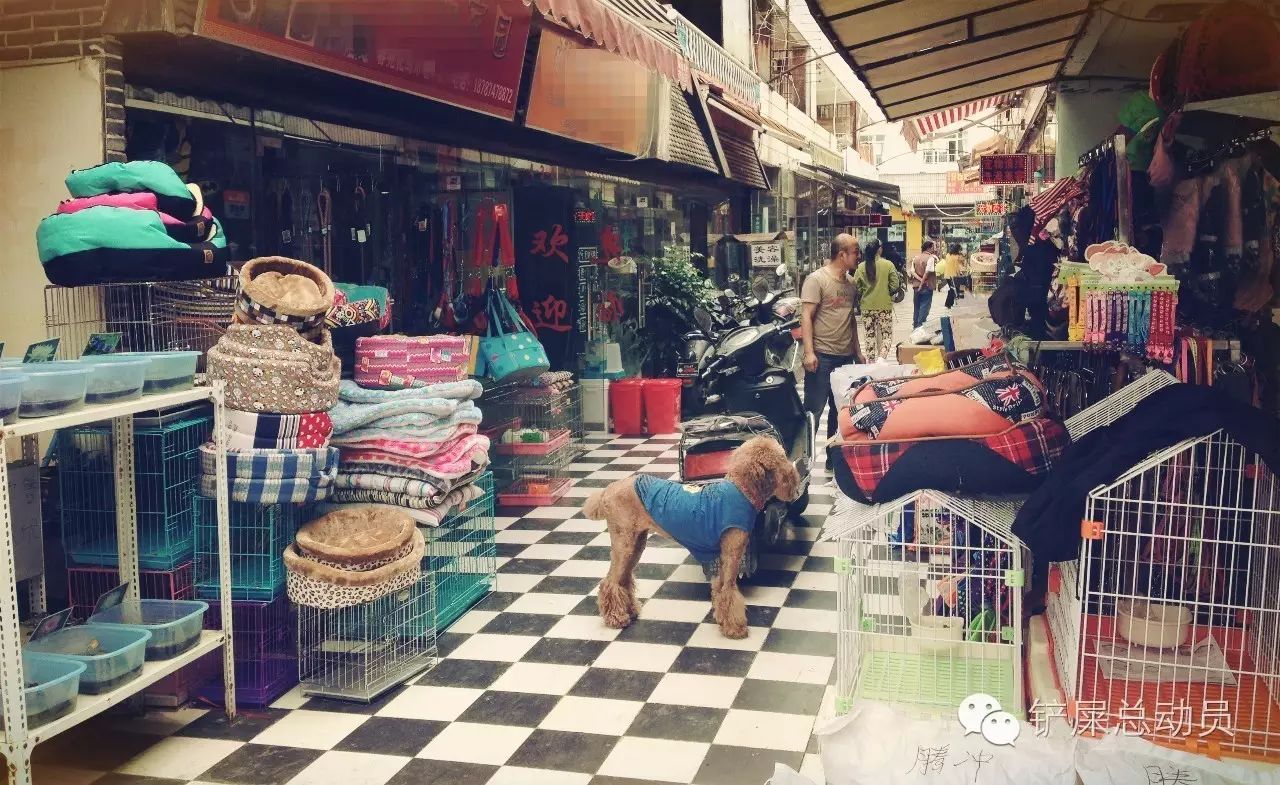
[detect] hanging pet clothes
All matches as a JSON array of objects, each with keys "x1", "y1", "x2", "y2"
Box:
[
  {"x1": 37, "y1": 206, "x2": 228, "y2": 286},
  {"x1": 224, "y1": 409, "x2": 333, "y2": 451},
  {"x1": 284, "y1": 507, "x2": 426, "y2": 609},
  {"x1": 354, "y1": 334, "x2": 469, "y2": 389},
  {"x1": 234, "y1": 256, "x2": 336, "y2": 340},
  {"x1": 207, "y1": 325, "x2": 341, "y2": 413},
  {"x1": 830, "y1": 354, "x2": 1069, "y2": 503}
]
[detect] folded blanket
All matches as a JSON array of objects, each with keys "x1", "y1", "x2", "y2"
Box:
[
  {"x1": 207, "y1": 324, "x2": 341, "y2": 413},
  {"x1": 332, "y1": 423, "x2": 479, "y2": 455},
  {"x1": 338, "y1": 433, "x2": 490, "y2": 469},
  {"x1": 198, "y1": 470, "x2": 335, "y2": 504},
  {"x1": 338, "y1": 378, "x2": 482, "y2": 404},
  {"x1": 334, "y1": 467, "x2": 484, "y2": 498},
  {"x1": 199, "y1": 443, "x2": 339, "y2": 482},
  {"x1": 327, "y1": 481, "x2": 484, "y2": 524},
  {"x1": 359, "y1": 408, "x2": 483, "y2": 431},
  {"x1": 225, "y1": 409, "x2": 333, "y2": 450},
  {"x1": 329, "y1": 394, "x2": 482, "y2": 436}
]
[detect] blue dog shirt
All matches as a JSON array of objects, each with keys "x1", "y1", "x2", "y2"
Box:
[{"x1": 634, "y1": 475, "x2": 758, "y2": 562}]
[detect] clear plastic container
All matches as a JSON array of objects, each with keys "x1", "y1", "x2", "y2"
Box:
[
  {"x1": 109, "y1": 351, "x2": 201, "y2": 394},
  {"x1": 0, "y1": 372, "x2": 26, "y2": 423},
  {"x1": 88, "y1": 599, "x2": 208, "y2": 660},
  {"x1": 26, "y1": 624, "x2": 151, "y2": 694},
  {"x1": 14, "y1": 364, "x2": 91, "y2": 418},
  {"x1": 8, "y1": 653, "x2": 84, "y2": 729},
  {"x1": 78, "y1": 356, "x2": 151, "y2": 405}
]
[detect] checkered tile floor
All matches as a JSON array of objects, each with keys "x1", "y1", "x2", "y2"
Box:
[{"x1": 31, "y1": 432, "x2": 839, "y2": 785}]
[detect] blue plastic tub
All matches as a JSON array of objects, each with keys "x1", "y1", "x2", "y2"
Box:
[
  {"x1": 0, "y1": 372, "x2": 26, "y2": 423},
  {"x1": 9, "y1": 363, "x2": 91, "y2": 418},
  {"x1": 10, "y1": 653, "x2": 85, "y2": 729},
  {"x1": 111, "y1": 351, "x2": 202, "y2": 394},
  {"x1": 78, "y1": 356, "x2": 151, "y2": 405},
  {"x1": 26, "y1": 624, "x2": 151, "y2": 694},
  {"x1": 88, "y1": 599, "x2": 207, "y2": 660}
]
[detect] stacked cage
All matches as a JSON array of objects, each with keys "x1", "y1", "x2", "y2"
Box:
[
  {"x1": 58, "y1": 404, "x2": 212, "y2": 704},
  {"x1": 828, "y1": 492, "x2": 1027, "y2": 717},
  {"x1": 429, "y1": 472, "x2": 498, "y2": 631},
  {"x1": 44, "y1": 278, "x2": 238, "y2": 362},
  {"x1": 1058, "y1": 430, "x2": 1280, "y2": 762},
  {"x1": 489, "y1": 379, "x2": 584, "y2": 506}
]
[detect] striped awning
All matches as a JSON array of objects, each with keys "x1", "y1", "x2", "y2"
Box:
[
  {"x1": 902, "y1": 94, "x2": 1011, "y2": 150},
  {"x1": 526, "y1": 0, "x2": 689, "y2": 88},
  {"x1": 804, "y1": 0, "x2": 1092, "y2": 123}
]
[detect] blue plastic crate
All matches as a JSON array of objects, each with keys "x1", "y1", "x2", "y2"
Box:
[
  {"x1": 57, "y1": 406, "x2": 211, "y2": 570},
  {"x1": 194, "y1": 498, "x2": 305, "y2": 601}
]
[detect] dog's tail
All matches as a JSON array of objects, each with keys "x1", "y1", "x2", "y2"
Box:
[{"x1": 583, "y1": 491, "x2": 606, "y2": 520}]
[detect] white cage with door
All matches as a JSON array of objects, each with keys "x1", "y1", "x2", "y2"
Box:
[
  {"x1": 827, "y1": 491, "x2": 1027, "y2": 717},
  {"x1": 1068, "y1": 429, "x2": 1280, "y2": 762}
]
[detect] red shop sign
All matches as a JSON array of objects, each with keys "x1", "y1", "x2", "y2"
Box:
[
  {"x1": 979, "y1": 154, "x2": 1030, "y2": 186},
  {"x1": 199, "y1": 0, "x2": 533, "y2": 120}
]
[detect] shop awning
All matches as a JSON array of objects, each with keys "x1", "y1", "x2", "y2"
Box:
[
  {"x1": 902, "y1": 94, "x2": 1011, "y2": 150},
  {"x1": 702, "y1": 91, "x2": 770, "y2": 190},
  {"x1": 802, "y1": 163, "x2": 901, "y2": 206},
  {"x1": 526, "y1": 0, "x2": 689, "y2": 89},
  {"x1": 804, "y1": 0, "x2": 1092, "y2": 123}
]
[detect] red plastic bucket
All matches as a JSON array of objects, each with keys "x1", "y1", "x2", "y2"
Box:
[
  {"x1": 609, "y1": 379, "x2": 645, "y2": 434},
  {"x1": 641, "y1": 378, "x2": 683, "y2": 434}
]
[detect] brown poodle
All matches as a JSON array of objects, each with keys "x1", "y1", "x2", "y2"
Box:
[{"x1": 583, "y1": 436, "x2": 801, "y2": 639}]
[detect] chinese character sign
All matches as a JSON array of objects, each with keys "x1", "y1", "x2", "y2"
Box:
[
  {"x1": 979, "y1": 154, "x2": 1030, "y2": 186},
  {"x1": 514, "y1": 186, "x2": 580, "y2": 369}
]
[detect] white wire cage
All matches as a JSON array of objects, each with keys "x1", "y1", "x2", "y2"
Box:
[
  {"x1": 827, "y1": 490, "x2": 1028, "y2": 718},
  {"x1": 44, "y1": 278, "x2": 238, "y2": 360},
  {"x1": 296, "y1": 571, "x2": 438, "y2": 703},
  {"x1": 1070, "y1": 429, "x2": 1280, "y2": 762}
]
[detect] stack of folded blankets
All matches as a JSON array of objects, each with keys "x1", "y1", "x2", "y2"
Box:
[
  {"x1": 202, "y1": 257, "x2": 341, "y2": 504},
  {"x1": 284, "y1": 506, "x2": 426, "y2": 609},
  {"x1": 36, "y1": 161, "x2": 229, "y2": 286},
  {"x1": 328, "y1": 378, "x2": 490, "y2": 525}
]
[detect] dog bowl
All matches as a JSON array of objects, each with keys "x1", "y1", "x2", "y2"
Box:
[
  {"x1": 911, "y1": 616, "x2": 965, "y2": 653},
  {"x1": 1116, "y1": 600, "x2": 1191, "y2": 649}
]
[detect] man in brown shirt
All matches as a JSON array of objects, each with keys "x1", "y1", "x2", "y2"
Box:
[{"x1": 801, "y1": 233, "x2": 864, "y2": 438}]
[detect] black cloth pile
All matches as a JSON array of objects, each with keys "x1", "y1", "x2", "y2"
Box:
[{"x1": 1013, "y1": 384, "x2": 1280, "y2": 561}]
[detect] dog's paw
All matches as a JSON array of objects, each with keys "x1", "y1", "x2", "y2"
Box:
[
  {"x1": 601, "y1": 613, "x2": 633, "y2": 630},
  {"x1": 720, "y1": 622, "x2": 748, "y2": 640}
]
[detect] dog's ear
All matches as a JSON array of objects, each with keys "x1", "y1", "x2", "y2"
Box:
[{"x1": 770, "y1": 442, "x2": 802, "y2": 502}]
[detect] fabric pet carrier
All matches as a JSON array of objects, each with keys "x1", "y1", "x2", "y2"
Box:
[
  {"x1": 480, "y1": 290, "x2": 549, "y2": 383},
  {"x1": 354, "y1": 335, "x2": 469, "y2": 388},
  {"x1": 830, "y1": 355, "x2": 1069, "y2": 503},
  {"x1": 284, "y1": 507, "x2": 426, "y2": 609},
  {"x1": 65, "y1": 161, "x2": 200, "y2": 218},
  {"x1": 37, "y1": 206, "x2": 228, "y2": 286}
]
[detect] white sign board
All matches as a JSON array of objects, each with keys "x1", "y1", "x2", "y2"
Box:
[{"x1": 751, "y1": 242, "x2": 783, "y2": 268}]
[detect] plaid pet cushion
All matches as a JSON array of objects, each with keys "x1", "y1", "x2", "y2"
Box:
[
  {"x1": 197, "y1": 471, "x2": 336, "y2": 504},
  {"x1": 199, "y1": 444, "x2": 340, "y2": 482},
  {"x1": 832, "y1": 417, "x2": 1069, "y2": 502}
]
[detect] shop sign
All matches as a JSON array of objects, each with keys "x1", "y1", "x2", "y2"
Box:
[
  {"x1": 198, "y1": 0, "x2": 533, "y2": 120},
  {"x1": 636, "y1": 196, "x2": 650, "y2": 208},
  {"x1": 525, "y1": 27, "x2": 661, "y2": 157},
  {"x1": 976, "y1": 202, "x2": 1006, "y2": 216},
  {"x1": 751, "y1": 243, "x2": 783, "y2": 268},
  {"x1": 979, "y1": 154, "x2": 1031, "y2": 186},
  {"x1": 445, "y1": 175, "x2": 463, "y2": 192},
  {"x1": 945, "y1": 171, "x2": 988, "y2": 195}
]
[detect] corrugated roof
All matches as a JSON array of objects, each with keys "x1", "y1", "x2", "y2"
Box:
[{"x1": 805, "y1": 0, "x2": 1092, "y2": 123}]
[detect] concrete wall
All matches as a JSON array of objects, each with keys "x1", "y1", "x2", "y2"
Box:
[
  {"x1": 0, "y1": 57, "x2": 106, "y2": 353},
  {"x1": 1056, "y1": 86, "x2": 1133, "y2": 178}
]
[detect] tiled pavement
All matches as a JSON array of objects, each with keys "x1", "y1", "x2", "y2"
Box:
[{"x1": 25, "y1": 432, "x2": 840, "y2": 785}]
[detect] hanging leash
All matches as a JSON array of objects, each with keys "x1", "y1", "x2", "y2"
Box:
[{"x1": 317, "y1": 187, "x2": 333, "y2": 277}]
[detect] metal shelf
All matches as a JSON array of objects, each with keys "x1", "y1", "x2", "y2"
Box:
[
  {"x1": 0, "y1": 387, "x2": 212, "y2": 439},
  {"x1": 13, "y1": 631, "x2": 225, "y2": 745},
  {"x1": 0, "y1": 383, "x2": 236, "y2": 785}
]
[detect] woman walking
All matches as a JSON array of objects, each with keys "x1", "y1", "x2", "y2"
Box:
[{"x1": 852, "y1": 238, "x2": 901, "y2": 361}]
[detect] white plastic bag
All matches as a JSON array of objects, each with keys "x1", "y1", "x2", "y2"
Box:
[{"x1": 1076, "y1": 732, "x2": 1280, "y2": 785}]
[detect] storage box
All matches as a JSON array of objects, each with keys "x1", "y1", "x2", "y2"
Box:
[
  {"x1": 897, "y1": 344, "x2": 942, "y2": 364},
  {"x1": 26, "y1": 624, "x2": 151, "y2": 694}
]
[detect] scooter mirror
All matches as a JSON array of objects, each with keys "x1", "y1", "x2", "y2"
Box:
[
  {"x1": 694, "y1": 307, "x2": 713, "y2": 333},
  {"x1": 751, "y1": 278, "x2": 770, "y2": 301},
  {"x1": 775, "y1": 263, "x2": 788, "y2": 277}
]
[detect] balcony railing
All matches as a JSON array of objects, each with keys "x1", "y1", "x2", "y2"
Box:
[{"x1": 672, "y1": 14, "x2": 762, "y2": 109}]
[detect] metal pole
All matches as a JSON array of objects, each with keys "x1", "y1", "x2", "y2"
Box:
[
  {"x1": 112, "y1": 415, "x2": 140, "y2": 601},
  {"x1": 213, "y1": 383, "x2": 237, "y2": 717},
  {"x1": 0, "y1": 436, "x2": 33, "y2": 785}
]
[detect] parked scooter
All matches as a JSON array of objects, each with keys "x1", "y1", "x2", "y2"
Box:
[{"x1": 677, "y1": 315, "x2": 815, "y2": 579}]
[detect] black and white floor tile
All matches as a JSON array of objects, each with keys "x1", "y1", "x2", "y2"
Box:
[{"x1": 33, "y1": 432, "x2": 839, "y2": 785}]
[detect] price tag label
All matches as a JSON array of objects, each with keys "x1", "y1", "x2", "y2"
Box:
[
  {"x1": 92, "y1": 583, "x2": 129, "y2": 616},
  {"x1": 22, "y1": 338, "x2": 60, "y2": 363},
  {"x1": 29, "y1": 609, "x2": 72, "y2": 642}
]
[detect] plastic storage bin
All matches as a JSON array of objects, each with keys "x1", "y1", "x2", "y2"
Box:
[
  {"x1": 139, "y1": 351, "x2": 200, "y2": 393},
  {"x1": 0, "y1": 372, "x2": 27, "y2": 423},
  {"x1": 26, "y1": 624, "x2": 151, "y2": 694},
  {"x1": 79, "y1": 356, "x2": 151, "y2": 405},
  {"x1": 8, "y1": 653, "x2": 85, "y2": 729},
  {"x1": 88, "y1": 599, "x2": 208, "y2": 660},
  {"x1": 14, "y1": 364, "x2": 91, "y2": 418},
  {"x1": 609, "y1": 378, "x2": 644, "y2": 434}
]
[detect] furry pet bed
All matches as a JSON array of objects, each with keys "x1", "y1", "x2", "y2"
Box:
[
  {"x1": 235, "y1": 256, "x2": 336, "y2": 338},
  {"x1": 285, "y1": 527, "x2": 425, "y2": 609},
  {"x1": 295, "y1": 506, "x2": 416, "y2": 567}
]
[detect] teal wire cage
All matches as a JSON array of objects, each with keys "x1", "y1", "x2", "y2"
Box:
[
  {"x1": 194, "y1": 498, "x2": 307, "y2": 601},
  {"x1": 57, "y1": 405, "x2": 211, "y2": 570},
  {"x1": 429, "y1": 472, "x2": 497, "y2": 630}
]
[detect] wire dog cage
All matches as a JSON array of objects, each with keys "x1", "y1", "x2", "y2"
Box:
[
  {"x1": 297, "y1": 573, "x2": 438, "y2": 702},
  {"x1": 429, "y1": 472, "x2": 497, "y2": 630},
  {"x1": 827, "y1": 491, "x2": 1027, "y2": 718},
  {"x1": 44, "y1": 278, "x2": 238, "y2": 360},
  {"x1": 194, "y1": 498, "x2": 307, "y2": 601},
  {"x1": 200, "y1": 594, "x2": 297, "y2": 707},
  {"x1": 1070, "y1": 430, "x2": 1280, "y2": 762},
  {"x1": 66, "y1": 561, "x2": 194, "y2": 621},
  {"x1": 58, "y1": 405, "x2": 212, "y2": 569}
]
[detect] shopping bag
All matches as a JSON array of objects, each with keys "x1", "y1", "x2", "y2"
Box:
[{"x1": 479, "y1": 291, "x2": 549, "y2": 383}]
